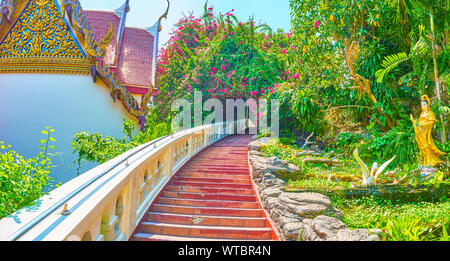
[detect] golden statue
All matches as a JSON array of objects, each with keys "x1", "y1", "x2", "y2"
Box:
[{"x1": 410, "y1": 95, "x2": 446, "y2": 167}]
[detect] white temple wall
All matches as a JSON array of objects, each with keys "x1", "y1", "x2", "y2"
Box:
[{"x1": 0, "y1": 73, "x2": 138, "y2": 186}]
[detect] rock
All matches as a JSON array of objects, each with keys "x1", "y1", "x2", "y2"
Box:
[
  {"x1": 279, "y1": 214, "x2": 301, "y2": 226},
  {"x1": 302, "y1": 216, "x2": 381, "y2": 241},
  {"x1": 302, "y1": 215, "x2": 346, "y2": 241},
  {"x1": 290, "y1": 204, "x2": 330, "y2": 218},
  {"x1": 279, "y1": 193, "x2": 335, "y2": 219},
  {"x1": 282, "y1": 222, "x2": 304, "y2": 241},
  {"x1": 261, "y1": 178, "x2": 286, "y2": 190},
  {"x1": 336, "y1": 229, "x2": 380, "y2": 241},
  {"x1": 249, "y1": 155, "x2": 302, "y2": 180},
  {"x1": 248, "y1": 137, "x2": 277, "y2": 152},
  {"x1": 248, "y1": 137, "x2": 383, "y2": 242},
  {"x1": 264, "y1": 197, "x2": 283, "y2": 212},
  {"x1": 279, "y1": 192, "x2": 332, "y2": 206},
  {"x1": 261, "y1": 187, "x2": 283, "y2": 201},
  {"x1": 369, "y1": 229, "x2": 384, "y2": 237},
  {"x1": 249, "y1": 150, "x2": 264, "y2": 157}
]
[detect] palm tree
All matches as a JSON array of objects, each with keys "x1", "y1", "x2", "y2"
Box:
[{"x1": 376, "y1": 0, "x2": 448, "y2": 143}]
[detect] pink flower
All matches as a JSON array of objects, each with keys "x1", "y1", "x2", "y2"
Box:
[
  {"x1": 314, "y1": 21, "x2": 321, "y2": 28},
  {"x1": 282, "y1": 49, "x2": 287, "y2": 55},
  {"x1": 291, "y1": 73, "x2": 300, "y2": 79}
]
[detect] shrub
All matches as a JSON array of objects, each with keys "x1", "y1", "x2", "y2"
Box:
[
  {"x1": 0, "y1": 127, "x2": 57, "y2": 218},
  {"x1": 332, "y1": 196, "x2": 450, "y2": 241},
  {"x1": 72, "y1": 111, "x2": 172, "y2": 173}
]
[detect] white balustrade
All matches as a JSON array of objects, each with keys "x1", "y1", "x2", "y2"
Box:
[{"x1": 0, "y1": 120, "x2": 248, "y2": 241}]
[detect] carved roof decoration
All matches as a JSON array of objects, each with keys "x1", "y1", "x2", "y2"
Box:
[{"x1": 0, "y1": 0, "x2": 92, "y2": 73}]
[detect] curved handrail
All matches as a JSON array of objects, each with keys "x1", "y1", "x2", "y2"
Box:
[
  {"x1": 6, "y1": 135, "x2": 170, "y2": 241},
  {"x1": 1, "y1": 120, "x2": 246, "y2": 241}
]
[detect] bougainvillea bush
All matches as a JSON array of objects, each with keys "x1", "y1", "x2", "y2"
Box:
[{"x1": 155, "y1": 4, "x2": 302, "y2": 119}]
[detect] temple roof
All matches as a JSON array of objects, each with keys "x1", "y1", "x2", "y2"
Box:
[
  {"x1": 0, "y1": 0, "x2": 167, "y2": 123},
  {"x1": 84, "y1": 10, "x2": 154, "y2": 94}
]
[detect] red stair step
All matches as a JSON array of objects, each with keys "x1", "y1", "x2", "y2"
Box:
[
  {"x1": 162, "y1": 191, "x2": 256, "y2": 201},
  {"x1": 140, "y1": 222, "x2": 273, "y2": 240},
  {"x1": 173, "y1": 176, "x2": 251, "y2": 184},
  {"x1": 171, "y1": 181, "x2": 253, "y2": 189},
  {"x1": 131, "y1": 135, "x2": 277, "y2": 241},
  {"x1": 176, "y1": 173, "x2": 250, "y2": 180},
  {"x1": 147, "y1": 212, "x2": 268, "y2": 227},
  {"x1": 165, "y1": 185, "x2": 254, "y2": 195},
  {"x1": 158, "y1": 197, "x2": 259, "y2": 209},
  {"x1": 132, "y1": 233, "x2": 266, "y2": 241},
  {"x1": 151, "y1": 204, "x2": 263, "y2": 217}
]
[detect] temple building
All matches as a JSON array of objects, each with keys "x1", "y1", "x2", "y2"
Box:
[{"x1": 0, "y1": 0, "x2": 169, "y2": 184}]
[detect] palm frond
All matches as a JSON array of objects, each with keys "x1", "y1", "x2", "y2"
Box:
[{"x1": 376, "y1": 52, "x2": 411, "y2": 83}]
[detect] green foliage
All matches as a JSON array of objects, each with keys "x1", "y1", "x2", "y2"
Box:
[
  {"x1": 287, "y1": 178, "x2": 352, "y2": 192},
  {"x1": 0, "y1": 127, "x2": 57, "y2": 218},
  {"x1": 72, "y1": 111, "x2": 172, "y2": 174},
  {"x1": 156, "y1": 5, "x2": 286, "y2": 118},
  {"x1": 376, "y1": 52, "x2": 411, "y2": 83},
  {"x1": 335, "y1": 132, "x2": 365, "y2": 155},
  {"x1": 275, "y1": 84, "x2": 323, "y2": 134},
  {"x1": 364, "y1": 121, "x2": 419, "y2": 168},
  {"x1": 332, "y1": 196, "x2": 450, "y2": 241},
  {"x1": 333, "y1": 118, "x2": 419, "y2": 169}
]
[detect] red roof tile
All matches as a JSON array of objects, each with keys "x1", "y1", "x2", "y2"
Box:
[
  {"x1": 84, "y1": 10, "x2": 120, "y2": 66},
  {"x1": 117, "y1": 27, "x2": 154, "y2": 88},
  {"x1": 83, "y1": 10, "x2": 154, "y2": 93}
]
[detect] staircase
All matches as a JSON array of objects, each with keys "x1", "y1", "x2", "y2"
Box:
[{"x1": 131, "y1": 135, "x2": 278, "y2": 241}]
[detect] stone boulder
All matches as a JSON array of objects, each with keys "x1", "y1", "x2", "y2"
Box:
[
  {"x1": 247, "y1": 137, "x2": 381, "y2": 242},
  {"x1": 279, "y1": 192, "x2": 335, "y2": 219},
  {"x1": 249, "y1": 154, "x2": 303, "y2": 180},
  {"x1": 302, "y1": 215, "x2": 380, "y2": 241},
  {"x1": 248, "y1": 137, "x2": 277, "y2": 152}
]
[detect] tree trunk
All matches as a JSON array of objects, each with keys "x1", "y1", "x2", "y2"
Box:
[{"x1": 430, "y1": 13, "x2": 447, "y2": 143}]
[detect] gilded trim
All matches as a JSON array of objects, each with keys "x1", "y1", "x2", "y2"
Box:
[
  {"x1": 61, "y1": 0, "x2": 113, "y2": 59},
  {"x1": 96, "y1": 60, "x2": 143, "y2": 119},
  {"x1": 0, "y1": 57, "x2": 93, "y2": 74},
  {"x1": 0, "y1": 0, "x2": 93, "y2": 74},
  {"x1": 156, "y1": 0, "x2": 169, "y2": 32}
]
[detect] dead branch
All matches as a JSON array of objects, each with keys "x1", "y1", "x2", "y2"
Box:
[
  {"x1": 302, "y1": 158, "x2": 339, "y2": 167},
  {"x1": 301, "y1": 132, "x2": 315, "y2": 150}
]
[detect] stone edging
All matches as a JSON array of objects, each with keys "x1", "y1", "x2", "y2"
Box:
[{"x1": 248, "y1": 137, "x2": 381, "y2": 241}]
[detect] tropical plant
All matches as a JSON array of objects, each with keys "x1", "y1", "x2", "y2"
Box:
[
  {"x1": 353, "y1": 149, "x2": 397, "y2": 186},
  {"x1": 72, "y1": 111, "x2": 172, "y2": 173},
  {"x1": 0, "y1": 127, "x2": 57, "y2": 218},
  {"x1": 375, "y1": 0, "x2": 449, "y2": 143}
]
